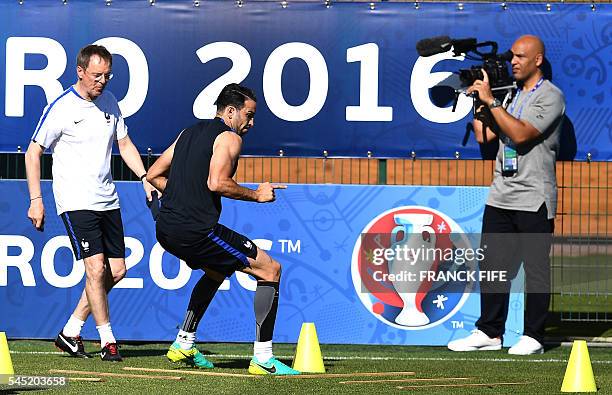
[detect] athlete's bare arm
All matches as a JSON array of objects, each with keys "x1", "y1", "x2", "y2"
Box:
[
  {"x1": 208, "y1": 132, "x2": 285, "y2": 202},
  {"x1": 147, "y1": 133, "x2": 182, "y2": 193}
]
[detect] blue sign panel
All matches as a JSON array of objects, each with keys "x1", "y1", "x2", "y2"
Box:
[
  {"x1": 0, "y1": 1, "x2": 609, "y2": 159},
  {"x1": 0, "y1": 180, "x2": 522, "y2": 346}
]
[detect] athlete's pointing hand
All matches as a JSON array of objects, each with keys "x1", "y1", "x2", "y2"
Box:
[{"x1": 256, "y1": 182, "x2": 287, "y2": 203}]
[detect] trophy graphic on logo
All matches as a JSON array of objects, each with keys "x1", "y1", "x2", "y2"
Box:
[{"x1": 388, "y1": 213, "x2": 437, "y2": 326}]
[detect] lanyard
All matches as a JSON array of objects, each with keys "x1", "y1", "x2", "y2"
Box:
[{"x1": 509, "y1": 77, "x2": 544, "y2": 119}]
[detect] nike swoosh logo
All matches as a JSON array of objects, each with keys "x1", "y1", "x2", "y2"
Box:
[
  {"x1": 61, "y1": 335, "x2": 79, "y2": 353},
  {"x1": 100, "y1": 352, "x2": 107, "y2": 359},
  {"x1": 74, "y1": 119, "x2": 84, "y2": 124},
  {"x1": 255, "y1": 362, "x2": 276, "y2": 374}
]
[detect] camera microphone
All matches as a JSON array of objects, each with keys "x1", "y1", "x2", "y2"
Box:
[{"x1": 416, "y1": 36, "x2": 453, "y2": 57}]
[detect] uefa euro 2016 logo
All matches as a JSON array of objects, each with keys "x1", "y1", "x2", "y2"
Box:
[{"x1": 351, "y1": 206, "x2": 477, "y2": 330}]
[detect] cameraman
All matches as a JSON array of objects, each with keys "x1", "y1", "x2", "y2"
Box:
[{"x1": 447, "y1": 35, "x2": 565, "y2": 355}]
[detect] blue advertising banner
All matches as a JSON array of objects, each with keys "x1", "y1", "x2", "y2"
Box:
[
  {"x1": 0, "y1": 180, "x2": 523, "y2": 346},
  {"x1": 0, "y1": 1, "x2": 609, "y2": 159}
]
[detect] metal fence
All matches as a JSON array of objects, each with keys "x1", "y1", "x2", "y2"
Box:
[{"x1": 2, "y1": 152, "x2": 610, "y2": 322}]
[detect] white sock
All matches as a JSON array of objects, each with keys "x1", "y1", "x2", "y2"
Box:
[
  {"x1": 96, "y1": 322, "x2": 116, "y2": 346},
  {"x1": 62, "y1": 315, "x2": 85, "y2": 338},
  {"x1": 176, "y1": 330, "x2": 195, "y2": 350},
  {"x1": 254, "y1": 340, "x2": 273, "y2": 363}
]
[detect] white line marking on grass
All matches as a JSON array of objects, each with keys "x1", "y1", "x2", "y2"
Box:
[
  {"x1": 197, "y1": 353, "x2": 612, "y2": 365},
  {"x1": 323, "y1": 356, "x2": 612, "y2": 365},
  {"x1": 10, "y1": 351, "x2": 612, "y2": 364}
]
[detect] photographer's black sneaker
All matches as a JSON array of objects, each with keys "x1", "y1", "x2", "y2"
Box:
[
  {"x1": 100, "y1": 342, "x2": 122, "y2": 362},
  {"x1": 54, "y1": 332, "x2": 92, "y2": 358}
]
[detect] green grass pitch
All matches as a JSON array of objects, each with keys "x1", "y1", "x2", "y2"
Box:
[{"x1": 2, "y1": 340, "x2": 611, "y2": 394}]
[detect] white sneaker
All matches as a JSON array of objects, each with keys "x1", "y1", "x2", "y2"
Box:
[
  {"x1": 508, "y1": 335, "x2": 544, "y2": 355},
  {"x1": 447, "y1": 329, "x2": 502, "y2": 351}
]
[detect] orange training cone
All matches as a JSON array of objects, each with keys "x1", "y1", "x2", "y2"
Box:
[
  {"x1": 0, "y1": 332, "x2": 15, "y2": 385},
  {"x1": 292, "y1": 323, "x2": 325, "y2": 373},
  {"x1": 561, "y1": 340, "x2": 597, "y2": 392}
]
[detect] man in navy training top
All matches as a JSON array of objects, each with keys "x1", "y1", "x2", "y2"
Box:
[{"x1": 147, "y1": 83, "x2": 299, "y2": 375}]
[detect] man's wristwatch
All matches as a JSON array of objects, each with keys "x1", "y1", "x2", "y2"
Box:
[{"x1": 488, "y1": 98, "x2": 502, "y2": 109}]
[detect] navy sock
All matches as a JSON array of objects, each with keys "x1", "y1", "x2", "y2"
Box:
[{"x1": 180, "y1": 274, "x2": 223, "y2": 333}]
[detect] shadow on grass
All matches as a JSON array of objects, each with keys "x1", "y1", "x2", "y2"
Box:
[
  {"x1": 119, "y1": 348, "x2": 168, "y2": 358},
  {"x1": 211, "y1": 359, "x2": 249, "y2": 369},
  {"x1": 543, "y1": 343, "x2": 563, "y2": 352},
  {"x1": 0, "y1": 387, "x2": 52, "y2": 393},
  {"x1": 210, "y1": 358, "x2": 333, "y2": 371}
]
